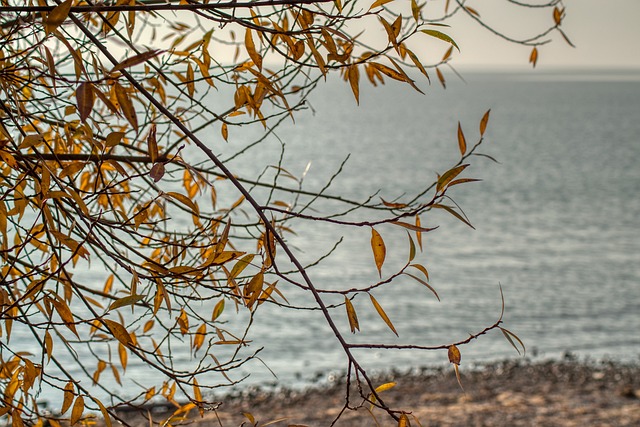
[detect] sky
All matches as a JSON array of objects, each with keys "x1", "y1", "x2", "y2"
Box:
[{"x1": 447, "y1": 0, "x2": 640, "y2": 70}]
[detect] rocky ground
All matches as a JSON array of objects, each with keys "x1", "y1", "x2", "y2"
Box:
[{"x1": 111, "y1": 358, "x2": 640, "y2": 427}]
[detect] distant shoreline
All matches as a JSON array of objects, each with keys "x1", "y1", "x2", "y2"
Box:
[{"x1": 105, "y1": 357, "x2": 640, "y2": 427}]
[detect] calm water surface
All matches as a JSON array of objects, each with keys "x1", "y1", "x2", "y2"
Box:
[{"x1": 19, "y1": 70, "x2": 640, "y2": 404}]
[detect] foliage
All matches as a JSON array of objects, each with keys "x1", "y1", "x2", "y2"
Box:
[{"x1": 0, "y1": 0, "x2": 568, "y2": 426}]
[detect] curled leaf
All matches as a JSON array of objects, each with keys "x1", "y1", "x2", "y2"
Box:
[
  {"x1": 344, "y1": 296, "x2": 360, "y2": 333},
  {"x1": 448, "y1": 344, "x2": 461, "y2": 365}
]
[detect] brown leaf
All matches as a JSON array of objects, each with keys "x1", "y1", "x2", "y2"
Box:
[
  {"x1": 111, "y1": 50, "x2": 162, "y2": 73},
  {"x1": 457, "y1": 122, "x2": 466, "y2": 156},
  {"x1": 150, "y1": 162, "x2": 165, "y2": 182},
  {"x1": 114, "y1": 82, "x2": 138, "y2": 132},
  {"x1": 76, "y1": 82, "x2": 94, "y2": 123},
  {"x1": 479, "y1": 109, "x2": 491, "y2": 136},
  {"x1": 348, "y1": 65, "x2": 360, "y2": 104},
  {"x1": 344, "y1": 297, "x2": 359, "y2": 333},
  {"x1": 147, "y1": 124, "x2": 158, "y2": 162},
  {"x1": 45, "y1": 0, "x2": 72, "y2": 35},
  {"x1": 436, "y1": 67, "x2": 446, "y2": 88}
]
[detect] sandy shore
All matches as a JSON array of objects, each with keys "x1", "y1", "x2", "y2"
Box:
[{"x1": 110, "y1": 358, "x2": 640, "y2": 427}]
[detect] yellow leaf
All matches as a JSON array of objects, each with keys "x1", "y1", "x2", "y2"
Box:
[
  {"x1": 186, "y1": 62, "x2": 195, "y2": 97},
  {"x1": 19, "y1": 134, "x2": 44, "y2": 149},
  {"x1": 211, "y1": 299, "x2": 225, "y2": 321},
  {"x1": 44, "y1": 331, "x2": 53, "y2": 362},
  {"x1": 52, "y1": 298, "x2": 78, "y2": 337},
  {"x1": 108, "y1": 295, "x2": 145, "y2": 311},
  {"x1": 375, "y1": 381, "x2": 397, "y2": 393},
  {"x1": 45, "y1": 0, "x2": 72, "y2": 35},
  {"x1": 177, "y1": 309, "x2": 189, "y2": 335},
  {"x1": 193, "y1": 378, "x2": 202, "y2": 403},
  {"x1": 479, "y1": 109, "x2": 491, "y2": 136},
  {"x1": 165, "y1": 191, "x2": 199, "y2": 215},
  {"x1": 103, "y1": 274, "x2": 114, "y2": 294},
  {"x1": 421, "y1": 29, "x2": 460, "y2": 51},
  {"x1": 370, "y1": 228, "x2": 386, "y2": 278},
  {"x1": 193, "y1": 324, "x2": 206, "y2": 352},
  {"x1": 221, "y1": 122, "x2": 228, "y2": 141},
  {"x1": 457, "y1": 122, "x2": 466, "y2": 156},
  {"x1": 448, "y1": 344, "x2": 461, "y2": 365},
  {"x1": 369, "y1": 294, "x2": 398, "y2": 336},
  {"x1": 245, "y1": 28, "x2": 262, "y2": 71},
  {"x1": 94, "y1": 398, "x2": 112, "y2": 427},
  {"x1": 398, "y1": 413, "x2": 411, "y2": 427},
  {"x1": 369, "y1": 0, "x2": 395, "y2": 11},
  {"x1": 70, "y1": 395, "x2": 84, "y2": 426},
  {"x1": 119, "y1": 342, "x2": 128, "y2": 371},
  {"x1": 411, "y1": 0, "x2": 420, "y2": 22},
  {"x1": 436, "y1": 164, "x2": 469, "y2": 193},
  {"x1": 61, "y1": 382, "x2": 75, "y2": 414},
  {"x1": 103, "y1": 319, "x2": 133, "y2": 346},
  {"x1": 344, "y1": 296, "x2": 359, "y2": 333}
]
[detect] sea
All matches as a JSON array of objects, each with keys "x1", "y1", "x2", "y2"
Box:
[
  {"x1": 230, "y1": 68, "x2": 640, "y2": 388},
  {"x1": 14, "y1": 68, "x2": 640, "y2": 406}
]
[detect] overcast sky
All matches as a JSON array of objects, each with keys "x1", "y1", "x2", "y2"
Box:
[{"x1": 448, "y1": 0, "x2": 640, "y2": 70}]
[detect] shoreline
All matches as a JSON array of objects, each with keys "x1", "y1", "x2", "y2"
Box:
[{"x1": 110, "y1": 357, "x2": 640, "y2": 426}]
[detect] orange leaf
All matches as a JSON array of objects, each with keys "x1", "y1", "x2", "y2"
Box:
[
  {"x1": 221, "y1": 123, "x2": 229, "y2": 141},
  {"x1": 529, "y1": 47, "x2": 538, "y2": 68}
]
